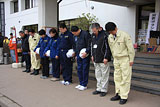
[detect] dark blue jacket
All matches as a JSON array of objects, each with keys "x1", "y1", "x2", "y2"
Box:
[
  {"x1": 59, "y1": 30, "x2": 75, "y2": 51},
  {"x1": 44, "y1": 37, "x2": 60, "y2": 59},
  {"x1": 34, "y1": 35, "x2": 50, "y2": 58},
  {"x1": 74, "y1": 30, "x2": 91, "y2": 54},
  {"x1": 22, "y1": 34, "x2": 30, "y2": 53}
]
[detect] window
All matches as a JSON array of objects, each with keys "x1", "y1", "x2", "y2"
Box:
[
  {"x1": 59, "y1": 19, "x2": 76, "y2": 31},
  {"x1": 24, "y1": 0, "x2": 37, "y2": 10},
  {"x1": 13, "y1": 0, "x2": 18, "y2": 13},
  {"x1": 59, "y1": 18, "x2": 90, "y2": 31},
  {"x1": 138, "y1": 3, "x2": 155, "y2": 29},
  {"x1": 23, "y1": 24, "x2": 38, "y2": 33},
  {"x1": 31, "y1": 0, "x2": 38, "y2": 8},
  {"x1": 25, "y1": 0, "x2": 30, "y2": 9}
]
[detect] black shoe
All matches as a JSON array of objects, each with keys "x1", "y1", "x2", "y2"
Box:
[
  {"x1": 119, "y1": 99, "x2": 127, "y2": 105},
  {"x1": 30, "y1": 69, "x2": 36, "y2": 75},
  {"x1": 92, "y1": 91, "x2": 101, "y2": 95},
  {"x1": 22, "y1": 70, "x2": 27, "y2": 72},
  {"x1": 100, "y1": 92, "x2": 107, "y2": 97},
  {"x1": 34, "y1": 70, "x2": 39, "y2": 75},
  {"x1": 26, "y1": 69, "x2": 31, "y2": 73},
  {"x1": 30, "y1": 71, "x2": 35, "y2": 75},
  {"x1": 110, "y1": 93, "x2": 121, "y2": 101}
]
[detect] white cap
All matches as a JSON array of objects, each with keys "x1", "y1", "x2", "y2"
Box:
[
  {"x1": 46, "y1": 50, "x2": 50, "y2": 57},
  {"x1": 66, "y1": 49, "x2": 74, "y2": 58},
  {"x1": 79, "y1": 48, "x2": 88, "y2": 59},
  {"x1": 36, "y1": 48, "x2": 40, "y2": 54}
]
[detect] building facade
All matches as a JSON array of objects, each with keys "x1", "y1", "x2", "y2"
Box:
[
  {"x1": 4, "y1": 0, "x2": 38, "y2": 37},
  {"x1": 1, "y1": 0, "x2": 160, "y2": 44}
]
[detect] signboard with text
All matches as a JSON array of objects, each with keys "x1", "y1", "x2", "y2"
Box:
[{"x1": 146, "y1": 12, "x2": 159, "y2": 44}]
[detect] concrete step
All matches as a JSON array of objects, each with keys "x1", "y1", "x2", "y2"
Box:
[
  {"x1": 135, "y1": 52, "x2": 160, "y2": 59},
  {"x1": 134, "y1": 58, "x2": 160, "y2": 64},
  {"x1": 90, "y1": 60, "x2": 160, "y2": 69},
  {"x1": 73, "y1": 71, "x2": 160, "y2": 96},
  {"x1": 80, "y1": 62, "x2": 160, "y2": 84},
  {"x1": 133, "y1": 59, "x2": 160, "y2": 68},
  {"x1": 108, "y1": 64, "x2": 160, "y2": 76},
  {"x1": 110, "y1": 71, "x2": 160, "y2": 85},
  {"x1": 89, "y1": 63, "x2": 160, "y2": 76},
  {"x1": 109, "y1": 76, "x2": 160, "y2": 96},
  {"x1": 89, "y1": 68, "x2": 160, "y2": 85},
  {"x1": 130, "y1": 66, "x2": 160, "y2": 76},
  {"x1": 73, "y1": 53, "x2": 160, "y2": 95}
]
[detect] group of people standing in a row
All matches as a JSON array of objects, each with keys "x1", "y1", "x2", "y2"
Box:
[{"x1": 19, "y1": 22, "x2": 135, "y2": 105}]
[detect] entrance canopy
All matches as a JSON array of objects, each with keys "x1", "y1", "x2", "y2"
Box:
[{"x1": 90, "y1": 0, "x2": 155, "y2": 6}]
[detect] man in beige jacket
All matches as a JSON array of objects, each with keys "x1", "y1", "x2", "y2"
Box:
[
  {"x1": 105, "y1": 22, "x2": 135, "y2": 105},
  {"x1": 28, "y1": 29, "x2": 41, "y2": 75}
]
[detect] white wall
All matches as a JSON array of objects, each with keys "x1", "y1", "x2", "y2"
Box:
[
  {"x1": 59, "y1": 0, "x2": 90, "y2": 20},
  {"x1": 89, "y1": 1, "x2": 136, "y2": 43},
  {"x1": 4, "y1": 0, "x2": 137, "y2": 42},
  {"x1": 4, "y1": 0, "x2": 38, "y2": 38},
  {"x1": 59, "y1": 0, "x2": 136, "y2": 43}
]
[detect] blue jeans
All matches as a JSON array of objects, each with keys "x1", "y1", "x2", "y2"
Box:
[{"x1": 10, "y1": 50, "x2": 16, "y2": 63}]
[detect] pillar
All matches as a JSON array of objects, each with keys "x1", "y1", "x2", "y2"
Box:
[
  {"x1": 38, "y1": 0, "x2": 57, "y2": 30},
  {"x1": 155, "y1": 0, "x2": 160, "y2": 30}
]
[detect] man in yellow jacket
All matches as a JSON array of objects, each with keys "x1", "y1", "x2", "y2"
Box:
[
  {"x1": 28, "y1": 29, "x2": 41, "y2": 75},
  {"x1": 105, "y1": 22, "x2": 135, "y2": 105}
]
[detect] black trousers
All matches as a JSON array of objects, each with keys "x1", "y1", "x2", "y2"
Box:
[
  {"x1": 51, "y1": 58, "x2": 60, "y2": 78},
  {"x1": 24, "y1": 54, "x2": 31, "y2": 70},
  {"x1": 60, "y1": 50, "x2": 73, "y2": 82},
  {"x1": 41, "y1": 57, "x2": 49, "y2": 77}
]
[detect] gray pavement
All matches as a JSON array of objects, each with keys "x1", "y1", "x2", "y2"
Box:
[{"x1": 0, "y1": 65, "x2": 160, "y2": 107}]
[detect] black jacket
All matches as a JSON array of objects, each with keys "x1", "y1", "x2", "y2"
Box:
[
  {"x1": 0, "y1": 36, "x2": 4, "y2": 47},
  {"x1": 74, "y1": 30, "x2": 91, "y2": 54},
  {"x1": 91, "y1": 30, "x2": 111, "y2": 63},
  {"x1": 22, "y1": 34, "x2": 30, "y2": 53}
]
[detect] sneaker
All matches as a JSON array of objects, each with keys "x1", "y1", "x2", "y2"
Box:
[
  {"x1": 64, "y1": 81, "x2": 70, "y2": 85},
  {"x1": 51, "y1": 78, "x2": 60, "y2": 82},
  {"x1": 78, "y1": 86, "x2": 87, "y2": 91},
  {"x1": 75, "y1": 85, "x2": 81, "y2": 89},
  {"x1": 40, "y1": 76, "x2": 44, "y2": 79},
  {"x1": 60, "y1": 80, "x2": 65, "y2": 85},
  {"x1": 40, "y1": 76, "x2": 48, "y2": 79},
  {"x1": 43, "y1": 76, "x2": 48, "y2": 79}
]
